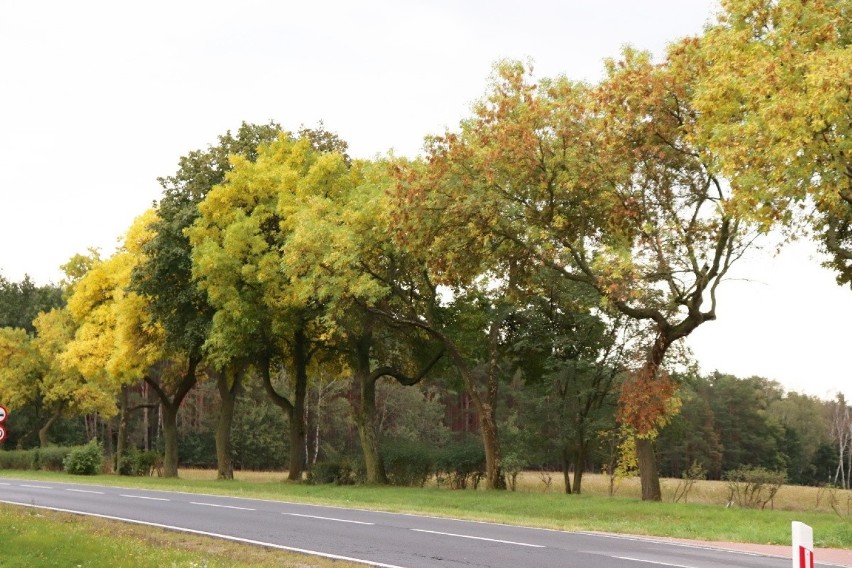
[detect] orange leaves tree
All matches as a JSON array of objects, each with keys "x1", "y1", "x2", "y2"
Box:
[{"x1": 393, "y1": 55, "x2": 756, "y2": 500}]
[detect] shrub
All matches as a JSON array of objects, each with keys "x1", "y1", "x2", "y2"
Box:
[
  {"x1": 35, "y1": 446, "x2": 72, "y2": 472},
  {"x1": 118, "y1": 448, "x2": 161, "y2": 476},
  {"x1": 0, "y1": 449, "x2": 35, "y2": 470},
  {"x1": 672, "y1": 461, "x2": 707, "y2": 503},
  {"x1": 435, "y1": 438, "x2": 485, "y2": 489},
  {"x1": 308, "y1": 459, "x2": 356, "y2": 485},
  {"x1": 382, "y1": 438, "x2": 435, "y2": 487},
  {"x1": 501, "y1": 453, "x2": 527, "y2": 491},
  {"x1": 724, "y1": 466, "x2": 786, "y2": 509},
  {"x1": 0, "y1": 447, "x2": 74, "y2": 471},
  {"x1": 63, "y1": 440, "x2": 104, "y2": 475}
]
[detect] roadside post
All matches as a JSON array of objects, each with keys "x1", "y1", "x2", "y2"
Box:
[{"x1": 792, "y1": 521, "x2": 814, "y2": 568}]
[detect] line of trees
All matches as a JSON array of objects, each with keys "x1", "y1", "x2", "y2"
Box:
[{"x1": 1, "y1": 0, "x2": 849, "y2": 500}]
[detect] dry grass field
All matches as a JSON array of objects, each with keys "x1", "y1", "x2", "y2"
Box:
[{"x1": 177, "y1": 468, "x2": 852, "y2": 516}]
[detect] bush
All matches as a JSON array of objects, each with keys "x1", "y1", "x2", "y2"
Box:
[
  {"x1": 382, "y1": 438, "x2": 435, "y2": 487},
  {"x1": 34, "y1": 446, "x2": 72, "y2": 472},
  {"x1": 308, "y1": 459, "x2": 356, "y2": 485},
  {"x1": 435, "y1": 438, "x2": 485, "y2": 489},
  {"x1": 0, "y1": 447, "x2": 74, "y2": 471},
  {"x1": 118, "y1": 448, "x2": 161, "y2": 476},
  {"x1": 177, "y1": 432, "x2": 217, "y2": 469},
  {"x1": 63, "y1": 440, "x2": 104, "y2": 475},
  {"x1": 0, "y1": 449, "x2": 35, "y2": 470},
  {"x1": 501, "y1": 453, "x2": 527, "y2": 491},
  {"x1": 724, "y1": 466, "x2": 786, "y2": 509}
]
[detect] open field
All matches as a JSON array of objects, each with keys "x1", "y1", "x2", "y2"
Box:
[
  {"x1": 2, "y1": 469, "x2": 850, "y2": 549},
  {"x1": 0, "y1": 502, "x2": 363, "y2": 568},
  {"x1": 175, "y1": 468, "x2": 852, "y2": 516}
]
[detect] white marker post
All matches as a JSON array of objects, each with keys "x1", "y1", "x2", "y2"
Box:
[{"x1": 792, "y1": 521, "x2": 814, "y2": 568}]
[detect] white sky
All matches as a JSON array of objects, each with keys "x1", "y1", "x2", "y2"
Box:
[{"x1": 1, "y1": 1, "x2": 849, "y2": 400}]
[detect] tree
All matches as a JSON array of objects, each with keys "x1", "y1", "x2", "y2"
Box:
[
  {"x1": 504, "y1": 277, "x2": 626, "y2": 494},
  {"x1": 272, "y1": 156, "x2": 447, "y2": 485},
  {"x1": 62, "y1": 212, "x2": 161, "y2": 470},
  {"x1": 656, "y1": 373, "x2": 724, "y2": 479},
  {"x1": 705, "y1": 374, "x2": 787, "y2": 474},
  {"x1": 828, "y1": 393, "x2": 851, "y2": 488},
  {"x1": 189, "y1": 132, "x2": 350, "y2": 481},
  {"x1": 392, "y1": 58, "x2": 755, "y2": 499},
  {"x1": 769, "y1": 390, "x2": 833, "y2": 484},
  {"x1": 0, "y1": 308, "x2": 115, "y2": 447},
  {"x1": 694, "y1": 0, "x2": 851, "y2": 286},
  {"x1": 0, "y1": 273, "x2": 63, "y2": 333},
  {"x1": 134, "y1": 121, "x2": 283, "y2": 479}
]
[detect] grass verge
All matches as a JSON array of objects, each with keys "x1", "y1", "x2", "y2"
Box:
[
  {"x1": 1, "y1": 470, "x2": 850, "y2": 549},
  {"x1": 0, "y1": 502, "x2": 364, "y2": 568}
]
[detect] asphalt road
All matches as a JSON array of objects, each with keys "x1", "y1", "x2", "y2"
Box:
[{"x1": 0, "y1": 478, "x2": 798, "y2": 568}]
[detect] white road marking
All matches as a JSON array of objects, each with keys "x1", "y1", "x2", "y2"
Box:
[
  {"x1": 0, "y1": 500, "x2": 407, "y2": 568},
  {"x1": 190, "y1": 502, "x2": 255, "y2": 511},
  {"x1": 66, "y1": 489, "x2": 104, "y2": 495},
  {"x1": 284, "y1": 512, "x2": 374, "y2": 525},
  {"x1": 410, "y1": 528, "x2": 545, "y2": 548},
  {"x1": 613, "y1": 557, "x2": 695, "y2": 568},
  {"x1": 119, "y1": 494, "x2": 169, "y2": 501},
  {"x1": 20, "y1": 484, "x2": 52, "y2": 489},
  {"x1": 0, "y1": 482, "x2": 10, "y2": 485}
]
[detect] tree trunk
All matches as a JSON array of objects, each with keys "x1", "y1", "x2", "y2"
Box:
[
  {"x1": 634, "y1": 333, "x2": 671, "y2": 501},
  {"x1": 288, "y1": 328, "x2": 309, "y2": 481},
  {"x1": 215, "y1": 366, "x2": 242, "y2": 480},
  {"x1": 478, "y1": 319, "x2": 506, "y2": 490},
  {"x1": 143, "y1": 382, "x2": 150, "y2": 451},
  {"x1": 479, "y1": 402, "x2": 505, "y2": 490},
  {"x1": 116, "y1": 386, "x2": 129, "y2": 472},
  {"x1": 145, "y1": 357, "x2": 199, "y2": 479},
  {"x1": 637, "y1": 437, "x2": 661, "y2": 501},
  {"x1": 353, "y1": 333, "x2": 387, "y2": 485},
  {"x1": 161, "y1": 402, "x2": 180, "y2": 478},
  {"x1": 38, "y1": 412, "x2": 60, "y2": 448},
  {"x1": 573, "y1": 442, "x2": 586, "y2": 495},
  {"x1": 562, "y1": 446, "x2": 573, "y2": 494},
  {"x1": 104, "y1": 418, "x2": 114, "y2": 472},
  {"x1": 356, "y1": 368, "x2": 388, "y2": 484}
]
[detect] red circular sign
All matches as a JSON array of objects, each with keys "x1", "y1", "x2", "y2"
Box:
[
  {"x1": 0, "y1": 405, "x2": 7, "y2": 423},
  {"x1": 0, "y1": 425, "x2": 6, "y2": 442}
]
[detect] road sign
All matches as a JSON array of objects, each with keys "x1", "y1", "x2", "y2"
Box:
[
  {"x1": 0, "y1": 425, "x2": 6, "y2": 442},
  {"x1": 0, "y1": 405, "x2": 7, "y2": 422}
]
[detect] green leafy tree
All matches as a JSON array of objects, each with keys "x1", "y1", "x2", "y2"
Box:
[
  {"x1": 189, "y1": 132, "x2": 349, "y2": 481},
  {"x1": 510, "y1": 297, "x2": 628, "y2": 494},
  {"x1": 707, "y1": 373, "x2": 787, "y2": 474},
  {"x1": 0, "y1": 274, "x2": 64, "y2": 333},
  {"x1": 134, "y1": 121, "x2": 282, "y2": 479},
  {"x1": 275, "y1": 158, "x2": 447, "y2": 485}
]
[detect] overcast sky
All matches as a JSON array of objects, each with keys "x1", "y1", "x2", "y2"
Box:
[{"x1": 1, "y1": 0, "x2": 849, "y2": 400}]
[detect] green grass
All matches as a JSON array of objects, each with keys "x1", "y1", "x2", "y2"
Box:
[
  {"x1": 2, "y1": 470, "x2": 850, "y2": 550},
  {"x1": 0, "y1": 502, "x2": 363, "y2": 567}
]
